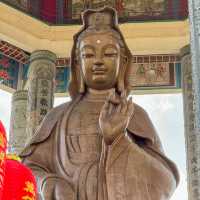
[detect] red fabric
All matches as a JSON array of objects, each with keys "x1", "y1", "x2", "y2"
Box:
[
  {"x1": 0, "y1": 121, "x2": 37, "y2": 200},
  {"x1": 0, "y1": 121, "x2": 7, "y2": 147},
  {"x1": 2, "y1": 159, "x2": 37, "y2": 200},
  {"x1": 179, "y1": 0, "x2": 188, "y2": 17},
  {"x1": 41, "y1": 0, "x2": 57, "y2": 23},
  {"x1": 0, "y1": 121, "x2": 7, "y2": 200}
]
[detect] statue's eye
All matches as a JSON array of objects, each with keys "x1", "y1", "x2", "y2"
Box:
[
  {"x1": 104, "y1": 48, "x2": 118, "y2": 57},
  {"x1": 82, "y1": 53, "x2": 95, "y2": 58},
  {"x1": 104, "y1": 52, "x2": 118, "y2": 57}
]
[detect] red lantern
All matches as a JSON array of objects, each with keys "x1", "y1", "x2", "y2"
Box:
[
  {"x1": 2, "y1": 159, "x2": 37, "y2": 200},
  {"x1": 0, "y1": 121, "x2": 7, "y2": 200},
  {"x1": 0, "y1": 120, "x2": 37, "y2": 200}
]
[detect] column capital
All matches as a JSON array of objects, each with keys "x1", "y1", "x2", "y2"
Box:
[
  {"x1": 28, "y1": 50, "x2": 57, "y2": 80},
  {"x1": 180, "y1": 44, "x2": 190, "y2": 58},
  {"x1": 30, "y1": 50, "x2": 57, "y2": 64}
]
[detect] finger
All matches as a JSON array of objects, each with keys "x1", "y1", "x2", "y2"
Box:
[
  {"x1": 120, "y1": 90, "x2": 127, "y2": 99},
  {"x1": 126, "y1": 97, "x2": 135, "y2": 117},
  {"x1": 109, "y1": 92, "x2": 120, "y2": 105},
  {"x1": 100, "y1": 101, "x2": 109, "y2": 118},
  {"x1": 116, "y1": 102, "x2": 122, "y2": 113},
  {"x1": 107, "y1": 89, "x2": 114, "y2": 100},
  {"x1": 108, "y1": 101, "x2": 114, "y2": 115},
  {"x1": 120, "y1": 91, "x2": 128, "y2": 114},
  {"x1": 120, "y1": 98, "x2": 127, "y2": 114}
]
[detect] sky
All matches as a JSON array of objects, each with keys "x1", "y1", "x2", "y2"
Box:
[{"x1": 0, "y1": 89, "x2": 187, "y2": 199}]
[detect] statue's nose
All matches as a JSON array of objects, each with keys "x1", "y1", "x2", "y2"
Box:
[
  {"x1": 92, "y1": 59, "x2": 105, "y2": 72},
  {"x1": 94, "y1": 59, "x2": 104, "y2": 67}
]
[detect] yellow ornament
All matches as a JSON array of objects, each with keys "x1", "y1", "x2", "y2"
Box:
[{"x1": 6, "y1": 153, "x2": 21, "y2": 162}]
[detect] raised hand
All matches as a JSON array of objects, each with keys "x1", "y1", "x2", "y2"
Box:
[{"x1": 99, "y1": 90, "x2": 134, "y2": 145}]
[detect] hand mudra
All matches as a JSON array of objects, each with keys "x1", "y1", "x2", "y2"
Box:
[{"x1": 99, "y1": 90, "x2": 134, "y2": 145}]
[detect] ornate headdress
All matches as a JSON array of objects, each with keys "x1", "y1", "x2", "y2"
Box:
[{"x1": 69, "y1": 7, "x2": 132, "y2": 98}]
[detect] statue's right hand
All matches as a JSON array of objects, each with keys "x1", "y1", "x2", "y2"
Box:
[
  {"x1": 42, "y1": 178, "x2": 75, "y2": 200},
  {"x1": 99, "y1": 90, "x2": 134, "y2": 145}
]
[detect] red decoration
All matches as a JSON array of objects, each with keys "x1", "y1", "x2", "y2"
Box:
[
  {"x1": 2, "y1": 159, "x2": 37, "y2": 200},
  {"x1": 0, "y1": 57, "x2": 10, "y2": 68},
  {"x1": 179, "y1": 0, "x2": 188, "y2": 18},
  {"x1": 41, "y1": 0, "x2": 56, "y2": 23},
  {"x1": 0, "y1": 121, "x2": 37, "y2": 200},
  {"x1": 0, "y1": 121, "x2": 7, "y2": 200},
  {"x1": 0, "y1": 70, "x2": 9, "y2": 81}
]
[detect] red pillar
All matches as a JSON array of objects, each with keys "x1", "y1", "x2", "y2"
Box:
[
  {"x1": 41, "y1": 0, "x2": 57, "y2": 23},
  {"x1": 179, "y1": 0, "x2": 188, "y2": 18}
]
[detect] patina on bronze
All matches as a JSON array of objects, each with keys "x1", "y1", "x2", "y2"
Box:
[{"x1": 20, "y1": 7, "x2": 179, "y2": 200}]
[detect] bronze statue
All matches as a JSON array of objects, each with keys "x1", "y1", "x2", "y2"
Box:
[{"x1": 20, "y1": 7, "x2": 179, "y2": 200}]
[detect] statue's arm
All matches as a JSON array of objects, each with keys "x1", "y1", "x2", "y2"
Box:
[
  {"x1": 20, "y1": 102, "x2": 69, "y2": 176},
  {"x1": 20, "y1": 103, "x2": 70, "y2": 199},
  {"x1": 20, "y1": 127, "x2": 57, "y2": 196},
  {"x1": 20, "y1": 125, "x2": 74, "y2": 200}
]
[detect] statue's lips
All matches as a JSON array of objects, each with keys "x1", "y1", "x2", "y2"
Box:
[{"x1": 92, "y1": 69, "x2": 107, "y2": 75}]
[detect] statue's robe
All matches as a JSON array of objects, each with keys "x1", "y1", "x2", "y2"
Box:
[{"x1": 20, "y1": 95, "x2": 179, "y2": 200}]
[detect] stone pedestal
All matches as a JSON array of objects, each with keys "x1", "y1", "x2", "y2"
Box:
[
  {"x1": 27, "y1": 50, "x2": 56, "y2": 138},
  {"x1": 9, "y1": 90, "x2": 28, "y2": 154},
  {"x1": 181, "y1": 45, "x2": 200, "y2": 200}
]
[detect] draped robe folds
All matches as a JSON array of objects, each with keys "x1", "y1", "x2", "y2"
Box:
[{"x1": 20, "y1": 95, "x2": 179, "y2": 200}]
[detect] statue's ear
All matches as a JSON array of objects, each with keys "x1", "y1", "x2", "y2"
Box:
[
  {"x1": 117, "y1": 56, "x2": 128, "y2": 94},
  {"x1": 75, "y1": 62, "x2": 85, "y2": 94}
]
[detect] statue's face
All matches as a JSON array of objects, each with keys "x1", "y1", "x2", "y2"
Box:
[{"x1": 79, "y1": 33, "x2": 121, "y2": 90}]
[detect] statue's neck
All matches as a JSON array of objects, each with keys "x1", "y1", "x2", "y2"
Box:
[{"x1": 84, "y1": 88, "x2": 115, "y2": 102}]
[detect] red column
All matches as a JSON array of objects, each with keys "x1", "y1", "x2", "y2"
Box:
[
  {"x1": 179, "y1": 0, "x2": 188, "y2": 18},
  {"x1": 41, "y1": 0, "x2": 57, "y2": 23},
  {"x1": 63, "y1": 0, "x2": 68, "y2": 21}
]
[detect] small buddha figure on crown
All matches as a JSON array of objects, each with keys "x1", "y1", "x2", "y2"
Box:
[{"x1": 20, "y1": 7, "x2": 179, "y2": 200}]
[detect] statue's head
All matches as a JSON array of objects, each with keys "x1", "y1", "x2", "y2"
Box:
[{"x1": 69, "y1": 7, "x2": 132, "y2": 98}]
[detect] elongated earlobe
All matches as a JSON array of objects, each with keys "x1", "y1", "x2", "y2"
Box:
[
  {"x1": 78, "y1": 70, "x2": 85, "y2": 93},
  {"x1": 117, "y1": 56, "x2": 128, "y2": 94},
  {"x1": 75, "y1": 61, "x2": 85, "y2": 94}
]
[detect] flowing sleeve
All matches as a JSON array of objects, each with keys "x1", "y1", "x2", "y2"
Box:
[
  {"x1": 104, "y1": 103, "x2": 179, "y2": 200},
  {"x1": 126, "y1": 103, "x2": 180, "y2": 185}
]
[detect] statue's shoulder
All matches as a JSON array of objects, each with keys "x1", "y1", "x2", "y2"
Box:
[
  {"x1": 45, "y1": 101, "x2": 71, "y2": 122},
  {"x1": 34, "y1": 101, "x2": 71, "y2": 142},
  {"x1": 20, "y1": 101, "x2": 72, "y2": 157},
  {"x1": 127, "y1": 102, "x2": 157, "y2": 144}
]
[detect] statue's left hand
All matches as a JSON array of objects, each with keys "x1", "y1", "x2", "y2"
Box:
[{"x1": 99, "y1": 90, "x2": 134, "y2": 145}]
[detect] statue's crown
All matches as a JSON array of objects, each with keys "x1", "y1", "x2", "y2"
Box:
[{"x1": 82, "y1": 7, "x2": 118, "y2": 31}]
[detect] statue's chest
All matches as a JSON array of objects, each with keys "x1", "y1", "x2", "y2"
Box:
[{"x1": 66, "y1": 100, "x2": 103, "y2": 156}]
